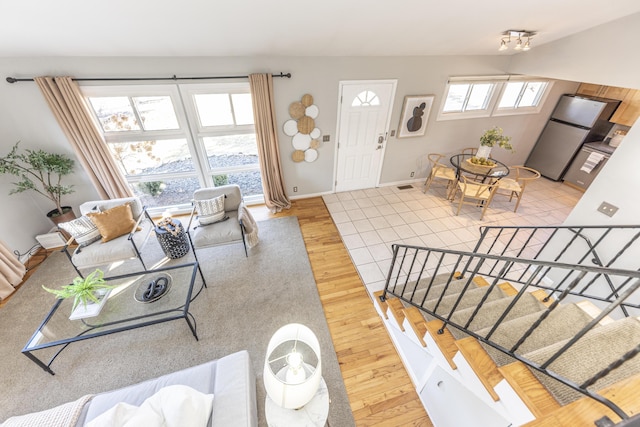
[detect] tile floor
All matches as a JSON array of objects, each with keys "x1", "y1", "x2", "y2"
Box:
[{"x1": 322, "y1": 177, "x2": 583, "y2": 297}]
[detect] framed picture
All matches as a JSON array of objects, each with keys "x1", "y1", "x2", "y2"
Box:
[{"x1": 397, "y1": 95, "x2": 434, "y2": 139}]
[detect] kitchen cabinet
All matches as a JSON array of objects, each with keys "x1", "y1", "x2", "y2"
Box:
[
  {"x1": 610, "y1": 90, "x2": 640, "y2": 126},
  {"x1": 576, "y1": 84, "x2": 629, "y2": 101},
  {"x1": 577, "y1": 83, "x2": 640, "y2": 127}
]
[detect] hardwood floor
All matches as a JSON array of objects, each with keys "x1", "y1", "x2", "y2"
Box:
[
  {"x1": 252, "y1": 198, "x2": 433, "y2": 426},
  {"x1": 2, "y1": 197, "x2": 432, "y2": 426}
]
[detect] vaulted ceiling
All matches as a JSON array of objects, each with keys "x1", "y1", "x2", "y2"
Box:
[{"x1": 2, "y1": 0, "x2": 640, "y2": 57}]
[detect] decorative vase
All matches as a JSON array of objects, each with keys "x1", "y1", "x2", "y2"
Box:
[{"x1": 476, "y1": 145, "x2": 492, "y2": 159}]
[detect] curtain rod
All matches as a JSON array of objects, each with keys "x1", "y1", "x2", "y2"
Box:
[{"x1": 6, "y1": 72, "x2": 292, "y2": 84}]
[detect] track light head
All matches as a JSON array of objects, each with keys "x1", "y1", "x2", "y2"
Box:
[{"x1": 499, "y1": 30, "x2": 536, "y2": 52}]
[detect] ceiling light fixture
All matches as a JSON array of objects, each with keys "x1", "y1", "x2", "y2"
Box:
[{"x1": 499, "y1": 30, "x2": 536, "y2": 52}]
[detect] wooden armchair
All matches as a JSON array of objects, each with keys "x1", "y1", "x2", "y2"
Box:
[
  {"x1": 424, "y1": 153, "x2": 457, "y2": 198},
  {"x1": 494, "y1": 166, "x2": 541, "y2": 212},
  {"x1": 451, "y1": 175, "x2": 497, "y2": 220}
]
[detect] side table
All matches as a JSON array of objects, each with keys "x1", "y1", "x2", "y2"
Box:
[
  {"x1": 265, "y1": 377, "x2": 329, "y2": 427},
  {"x1": 155, "y1": 218, "x2": 190, "y2": 259}
]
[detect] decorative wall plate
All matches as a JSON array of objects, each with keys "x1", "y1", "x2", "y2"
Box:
[
  {"x1": 292, "y1": 133, "x2": 312, "y2": 150},
  {"x1": 305, "y1": 105, "x2": 319, "y2": 119},
  {"x1": 310, "y1": 128, "x2": 321, "y2": 139},
  {"x1": 304, "y1": 149, "x2": 318, "y2": 162},
  {"x1": 283, "y1": 119, "x2": 298, "y2": 136}
]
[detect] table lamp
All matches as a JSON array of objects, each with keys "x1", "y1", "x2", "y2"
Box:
[{"x1": 263, "y1": 323, "x2": 322, "y2": 409}]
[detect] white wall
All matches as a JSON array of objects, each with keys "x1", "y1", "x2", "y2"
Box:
[
  {"x1": 1, "y1": 55, "x2": 577, "y2": 254},
  {"x1": 508, "y1": 12, "x2": 640, "y2": 90}
]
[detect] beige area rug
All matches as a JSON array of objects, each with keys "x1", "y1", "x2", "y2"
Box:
[{"x1": 0, "y1": 216, "x2": 355, "y2": 427}]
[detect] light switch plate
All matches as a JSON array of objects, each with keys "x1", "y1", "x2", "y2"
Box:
[{"x1": 597, "y1": 201, "x2": 618, "y2": 217}]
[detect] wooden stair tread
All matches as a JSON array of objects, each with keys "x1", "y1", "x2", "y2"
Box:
[
  {"x1": 425, "y1": 320, "x2": 458, "y2": 370},
  {"x1": 531, "y1": 289, "x2": 553, "y2": 307},
  {"x1": 469, "y1": 275, "x2": 518, "y2": 296},
  {"x1": 404, "y1": 306, "x2": 427, "y2": 347},
  {"x1": 373, "y1": 290, "x2": 389, "y2": 319},
  {"x1": 524, "y1": 372, "x2": 640, "y2": 426},
  {"x1": 455, "y1": 336, "x2": 502, "y2": 401},
  {"x1": 387, "y1": 298, "x2": 406, "y2": 331},
  {"x1": 576, "y1": 300, "x2": 615, "y2": 326},
  {"x1": 499, "y1": 361, "x2": 561, "y2": 419}
]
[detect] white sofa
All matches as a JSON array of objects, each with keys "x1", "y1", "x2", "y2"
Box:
[{"x1": 3, "y1": 350, "x2": 257, "y2": 427}]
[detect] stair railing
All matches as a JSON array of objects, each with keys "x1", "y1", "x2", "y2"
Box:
[
  {"x1": 381, "y1": 242, "x2": 640, "y2": 422},
  {"x1": 470, "y1": 225, "x2": 640, "y2": 318}
]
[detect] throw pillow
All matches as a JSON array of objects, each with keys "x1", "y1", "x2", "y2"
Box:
[
  {"x1": 195, "y1": 194, "x2": 227, "y2": 226},
  {"x1": 87, "y1": 203, "x2": 136, "y2": 242},
  {"x1": 58, "y1": 216, "x2": 102, "y2": 247}
]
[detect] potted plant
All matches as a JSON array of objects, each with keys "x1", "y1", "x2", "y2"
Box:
[
  {"x1": 478, "y1": 126, "x2": 514, "y2": 158},
  {"x1": 42, "y1": 269, "x2": 114, "y2": 311},
  {"x1": 0, "y1": 141, "x2": 76, "y2": 224}
]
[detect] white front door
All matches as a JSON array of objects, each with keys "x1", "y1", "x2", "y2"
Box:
[{"x1": 335, "y1": 80, "x2": 396, "y2": 192}]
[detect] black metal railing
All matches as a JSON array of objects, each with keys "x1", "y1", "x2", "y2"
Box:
[{"x1": 381, "y1": 237, "x2": 640, "y2": 422}]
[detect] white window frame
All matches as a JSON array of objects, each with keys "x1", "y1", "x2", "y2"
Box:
[
  {"x1": 437, "y1": 75, "x2": 552, "y2": 121},
  {"x1": 492, "y1": 78, "x2": 554, "y2": 117},
  {"x1": 81, "y1": 82, "x2": 264, "y2": 214}
]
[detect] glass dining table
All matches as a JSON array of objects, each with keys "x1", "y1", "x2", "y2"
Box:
[{"x1": 450, "y1": 153, "x2": 510, "y2": 182}]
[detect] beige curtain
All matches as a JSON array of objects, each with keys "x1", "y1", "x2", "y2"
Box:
[
  {"x1": 35, "y1": 76, "x2": 133, "y2": 199},
  {"x1": 0, "y1": 240, "x2": 26, "y2": 300},
  {"x1": 249, "y1": 74, "x2": 291, "y2": 212}
]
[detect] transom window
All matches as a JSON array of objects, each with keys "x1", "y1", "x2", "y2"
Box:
[
  {"x1": 496, "y1": 81, "x2": 549, "y2": 110},
  {"x1": 352, "y1": 90, "x2": 380, "y2": 107},
  {"x1": 82, "y1": 83, "x2": 263, "y2": 213},
  {"x1": 438, "y1": 76, "x2": 552, "y2": 120}
]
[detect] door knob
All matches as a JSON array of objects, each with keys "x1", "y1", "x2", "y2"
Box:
[{"x1": 378, "y1": 135, "x2": 384, "y2": 144}]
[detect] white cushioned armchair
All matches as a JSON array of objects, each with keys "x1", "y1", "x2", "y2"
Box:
[
  {"x1": 187, "y1": 185, "x2": 248, "y2": 287},
  {"x1": 61, "y1": 196, "x2": 155, "y2": 277}
]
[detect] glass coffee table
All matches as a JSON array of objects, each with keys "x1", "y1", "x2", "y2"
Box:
[{"x1": 23, "y1": 262, "x2": 201, "y2": 375}]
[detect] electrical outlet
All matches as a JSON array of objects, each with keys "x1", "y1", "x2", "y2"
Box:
[
  {"x1": 597, "y1": 201, "x2": 618, "y2": 217},
  {"x1": 410, "y1": 171, "x2": 415, "y2": 177},
  {"x1": 293, "y1": 186, "x2": 298, "y2": 193},
  {"x1": 323, "y1": 135, "x2": 330, "y2": 142},
  {"x1": 390, "y1": 130, "x2": 396, "y2": 137}
]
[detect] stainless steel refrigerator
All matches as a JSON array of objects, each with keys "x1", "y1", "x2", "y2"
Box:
[{"x1": 525, "y1": 95, "x2": 619, "y2": 180}]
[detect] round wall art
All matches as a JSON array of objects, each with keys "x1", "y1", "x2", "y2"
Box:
[{"x1": 286, "y1": 93, "x2": 321, "y2": 163}]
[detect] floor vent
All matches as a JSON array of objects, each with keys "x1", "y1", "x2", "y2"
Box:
[{"x1": 397, "y1": 185, "x2": 413, "y2": 190}]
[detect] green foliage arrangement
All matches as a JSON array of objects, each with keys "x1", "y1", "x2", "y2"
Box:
[
  {"x1": 213, "y1": 174, "x2": 229, "y2": 186},
  {"x1": 42, "y1": 269, "x2": 114, "y2": 310},
  {"x1": 0, "y1": 142, "x2": 75, "y2": 216},
  {"x1": 139, "y1": 181, "x2": 166, "y2": 196},
  {"x1": 480, "y1": 127, "x2": 514, "y2": 152}
]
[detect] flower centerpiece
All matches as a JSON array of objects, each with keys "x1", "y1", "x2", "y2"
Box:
[
  {"x1": 477, "y1": 126, "x2": 514, "y2": 159},
  {"x1": 43, "y1": 269, "x2": 114, "y2": 314}
]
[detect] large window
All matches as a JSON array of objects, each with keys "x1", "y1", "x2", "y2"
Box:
[
  {"x1": 82, "y1": 83, "x2": 263, "y2": 213},
  {"x1": 438, "y1": 76, "x2": 552, "y2": 120}
]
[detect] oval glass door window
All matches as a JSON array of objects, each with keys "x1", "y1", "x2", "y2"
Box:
[
  {"x1": 292, "y1": 133, "x2": 312, "y2": 150},
  {"x1": 304, "y1": 149, "x2": 318, "y2": 162},
  {"x1": 283, "y1": 119, "x2": 298, "y2": 136}
]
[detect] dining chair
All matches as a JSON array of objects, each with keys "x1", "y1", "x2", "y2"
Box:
[
  {"x1": 493, "y1": 166, "x2": 541, "y2": 212},
  {"x1": 460, "y1": 147, "x2": 478, "y2": 156},
  {"x1": 451, "y1": 175, "x2": 497, "y2": 220},
  {"x1": 424, "y1": 153, "x2": 457, "y2": 198}
]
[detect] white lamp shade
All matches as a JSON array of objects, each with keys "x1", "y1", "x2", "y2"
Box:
[{"x1": 264, "y1": 323, "x2": 322, "y2": 409}]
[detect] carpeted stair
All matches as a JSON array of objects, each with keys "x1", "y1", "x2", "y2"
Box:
[
  {"x1": 525, "y1": 316, "x2": 640, "y2": 405},
  {"x1": 385, "y1": 272, "x2": 640, "y2": 424}
]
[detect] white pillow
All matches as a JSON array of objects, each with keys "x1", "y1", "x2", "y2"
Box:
[
  {"x1": 195, "y1": 194, "x2": 227, "y2": 226},
  {"x1": 58, "y1": 216, "x2": 101, "y2": 247},
  {"x1": 86, "y1": 385, "x2": 214, "y2": 427}
]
